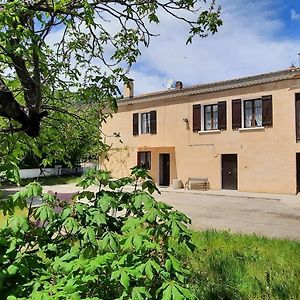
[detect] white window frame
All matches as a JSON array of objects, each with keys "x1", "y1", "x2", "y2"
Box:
[
  {"x1": 240, "y1": 97, "x2": 264, "y2": 130},
  {"x1": 200, "y1": 101, "x2": 220, "y2": 132}
]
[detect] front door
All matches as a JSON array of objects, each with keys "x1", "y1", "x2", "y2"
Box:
[
  {"x1": 159, "y1": 154, "x2": 170, "y2": 186},
  {"x1": 222, "y1": 154, "x2": 238, "y2": 190}
]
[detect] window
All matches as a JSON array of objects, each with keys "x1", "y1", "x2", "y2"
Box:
[
  {"x1": 232, "y1": 96, "x2": 272, "y2": 130},
  {"x1": 193, "y1": 101, "x2": 226, "y2": 132},
  {"x1": 244, "y1": 99, "x2": 262, "y2": 128},
  {"x1": 204, "y1": 104, "x2": 218, "y2": 130},
  {"x1": 141, "y1": 112, "x2": 151, "y2": 134},
  {"x1": 296, "y1": 93, "x2": 300, "y2": 141},
  {"x1": 133, "y1": 111, "x2": 157, "y2": 136},
  {"x1": 137, "y1": 151, "x2": 151, "y2": 169}
]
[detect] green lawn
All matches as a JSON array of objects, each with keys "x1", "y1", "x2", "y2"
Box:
[
  {"x1": 179, "y1": 230, "x2": 300, "y2": 299},
  {"x1": 1, "y1": 175, "x2": 81, "y2": 188}
]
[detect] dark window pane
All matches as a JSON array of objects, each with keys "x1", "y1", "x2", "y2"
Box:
[{"x1": 137, "y1": 151, "x2": 151, "y2": 169}]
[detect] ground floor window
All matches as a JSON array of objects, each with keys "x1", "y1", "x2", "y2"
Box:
[{"x1": 137, "y1": 151, "x2": 151, "y2": 170}]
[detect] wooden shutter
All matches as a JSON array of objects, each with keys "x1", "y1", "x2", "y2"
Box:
[
  {"x1": 262, "y1": 95, "x2": 273, "y2": 127},
  {"x1": 232, "y1": 99, "x2": 241, "y2": 129},
  {"x1": 137, "y1": 152, "x2": 141, "y2": 166},
  {"x1": 150, "y1": 110, "x2": 157, "y2": 134},
  {"x1": 133, "y1": 113, "x2": 139, "y2": 136},
  {"x1": 218, "y1": 101, "x2": 227, "y2": 130},
  {"x1": 296, "y1": 94, "x2": 300, "y2": 141},
  {"x1": 193, "y1": 104, "x2": 201, "y2": 132}
]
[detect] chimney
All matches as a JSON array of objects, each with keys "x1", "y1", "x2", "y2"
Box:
[
  {"x1": 175, "y1": 81, "x2": 183, "y2": 90},
  {"x1": 124, "y1": 79, "x2": 134, "y2": 98}
]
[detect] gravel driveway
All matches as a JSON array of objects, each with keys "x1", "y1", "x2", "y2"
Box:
[{"x1": 5, "y1": 183, "x2": 300, "y2": 240}]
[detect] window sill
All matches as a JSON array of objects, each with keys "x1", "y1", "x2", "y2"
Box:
[
  {"x1": 198, "y1": 130, "x2": 221, "y2": 134},
  {"x1": 238, "y1": 127, "x2": 265, "y2": 132}
]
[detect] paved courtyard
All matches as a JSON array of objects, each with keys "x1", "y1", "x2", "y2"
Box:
[
  {"x1": 155, "y1": 188, "x2": 300, "y2": 240},
  {"x1": 5, "y1": 183, "x2": 300, "y2": 240}
]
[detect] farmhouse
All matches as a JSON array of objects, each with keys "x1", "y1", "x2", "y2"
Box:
[{"x1": 101, "y1": 68, "x2": 300, "y2": 194}]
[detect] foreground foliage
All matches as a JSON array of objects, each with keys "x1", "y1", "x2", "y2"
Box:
[
  {"x1": 0, "y1": 168, "x2": 195, "y2": 299},
  {"x1": 179, "y1": 230, "x2": 300, "y2": 300}
]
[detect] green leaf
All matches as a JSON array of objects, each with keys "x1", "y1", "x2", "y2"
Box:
[
  {"x1": 25, "y1": 182, "x2": 42, "y2": 197},
  {"x1": 131, "y1": 287, "x2": 151, "y2": 300},
  {"x1": 133, "y1": 234, "x2": 143, "y2": 250},
  {"x1": 169, "y1": 255, "x2": 182, "y2": 272},
  {"x1": 151, "y1": 260, "x2": 161, "y2": 273},
  {"x1": 98, "y1": 194, "x2": 113, "y2": 212},
  {"x1": 8, "y1": 216, "x2": 29, "y2": 233},
  {"x1": 121, "y1": 218, "x2": 141, "y2": 232},
  {"x1": 63, "y1": 217, "x2": 79, "y2": 233},
  {"x1": 7, "y1": 264, "x2": 19, "y2": 275},
  {"x1": 131, "y1": 288, "x2": 144, "y2": 300},
  {"x1": 77, "y1": 191, "x2": 95, "y2": 201},
  {"x1": 120, "y1": 269, "x2": 130, "y2": 288},
  {"x1": 171, "y1": 285, "x2": 184, "y2": 300},
  {"x1": 90, "y1": 210, "x2": 106, "y2": 225},
  {"x1": 133, "y1": 193, "x2": 143, "y2": 209},
  {"x1": 145, "y1": 261, "x2": 154, "y2": 280},
  {"x1": 35, "y1": 205, "x2": 54, "y2": 222},
  {"x1": 162, "y1": 284, "x2": 172, "y2": 300},
  {"x1": 176, "y1": 284, "x2": 195, "y2": 299},
  {"x1": 84, "y1": 226, "x2": 97, "y2": 245},
  {"x1": 61, "y1": 207, "x2": 72, "y2": 220}
]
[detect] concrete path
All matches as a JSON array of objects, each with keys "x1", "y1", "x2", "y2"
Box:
[{"x1": 5, "y1": 184, "x2": 300, "y2": 240}]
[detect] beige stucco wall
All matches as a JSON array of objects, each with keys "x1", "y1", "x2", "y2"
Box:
[{"x1": 102, "y1": 78, "x2": 300, "y2": 194}]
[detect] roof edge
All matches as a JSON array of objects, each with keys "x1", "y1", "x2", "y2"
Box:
[{"x1": 119, "y1": 68, "x2": 300, "y2": 106}]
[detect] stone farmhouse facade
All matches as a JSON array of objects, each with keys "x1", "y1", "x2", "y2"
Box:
[{"x1": 101, "y1": 68, "x2": 300, "y2": 194}]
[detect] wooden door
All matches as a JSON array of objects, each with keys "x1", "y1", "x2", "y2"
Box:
[
  {"x1": 222, "y1": 154, "x2": 238, "y2": 190},
  {"x1": 159, "y1": 154, "x2": 170, "y2": 186}
]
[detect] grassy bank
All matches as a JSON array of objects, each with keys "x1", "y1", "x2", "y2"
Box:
[
  {"x1": 1, "y1": 175, "x2": 81, "y2": 187},
  {"x1": 179, "y1": 230, "x2": 300, "y2": 299}
]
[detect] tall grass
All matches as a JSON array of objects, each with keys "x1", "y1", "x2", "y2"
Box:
[{"x1": 178, "y1": 230, "x2": 300, "y2": 299}]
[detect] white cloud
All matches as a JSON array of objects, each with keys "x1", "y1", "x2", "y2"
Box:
[
  {"x1": 44, "y1": 2, "x2": 300, "y2": 97},
  {"x1": 290, "y1": 9, "x2": 300, "y2": 21},
  {"x1": 128, "y1": 1, "x2": 300, "y2": 95}
]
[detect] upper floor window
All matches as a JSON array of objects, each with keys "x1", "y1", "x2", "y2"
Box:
[
  {"x1": 244, "y1": 99, "x2": 262, "y2": 128},
  {"x1": 193, "y1": 101, "x2": 226, "y2": 132},
  {"x1": 141, "y1": 112, "x2": 151, "y2": 134},
  {"x1": 232, "y1": 95, "x2": 272, "y2": 129},
  {"x1": 133, "y1": 111, "x2": 157, "y2": 136},
  {"x1": 204, "y1": 104, "x2": 218, "y2": 130}
]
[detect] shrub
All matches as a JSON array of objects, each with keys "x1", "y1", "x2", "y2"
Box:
[{"x1": 0, "y1": 167, "x2": 195, "y2": 299}]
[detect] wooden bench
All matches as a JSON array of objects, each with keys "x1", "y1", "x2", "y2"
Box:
[{"x1": 185, "y1": 177, "x2": 209, "y2": 190}]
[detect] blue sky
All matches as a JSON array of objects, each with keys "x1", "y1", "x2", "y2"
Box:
[{"x1": 128, "y1": 0, "x2": 300, "y2": 95}]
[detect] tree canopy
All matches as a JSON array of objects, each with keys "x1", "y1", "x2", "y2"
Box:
[{"x1": 0, "y1": 0, "x2": 222, "y2": 137}]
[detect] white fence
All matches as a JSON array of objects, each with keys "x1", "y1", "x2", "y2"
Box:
[
  {"x1": 19, "y1": 163, "x2": 98, "y2": 179},
  {"x1": 19, "y1": 168, "x2": 56, "y2": 179}
]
